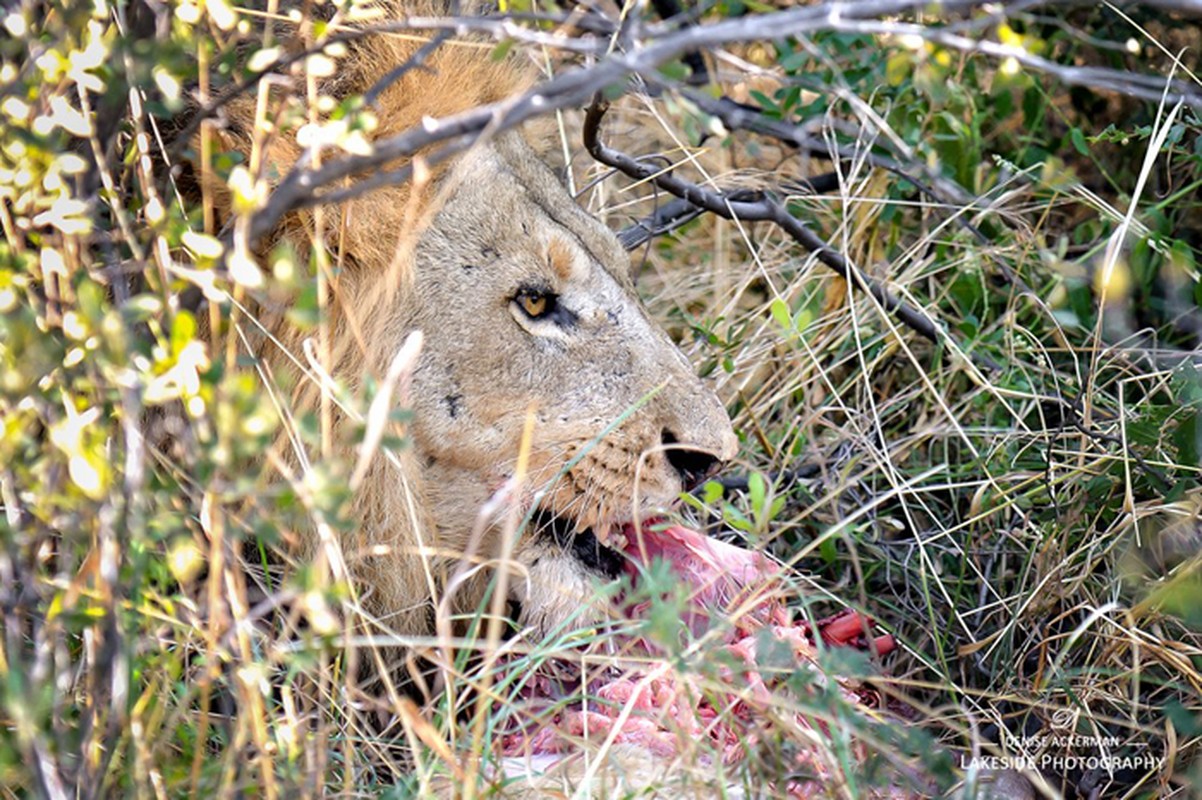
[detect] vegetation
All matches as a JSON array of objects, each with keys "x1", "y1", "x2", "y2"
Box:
[{"x1": 1, "y1": 0, "x2": 1200, "y2": 797}]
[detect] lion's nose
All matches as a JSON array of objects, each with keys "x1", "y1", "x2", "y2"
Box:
[{"x1": 662, "y1": 429, "x2": 723, "y2": 491}]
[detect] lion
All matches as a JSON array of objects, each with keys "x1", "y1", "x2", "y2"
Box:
[
  {"x1": 185, "y1": 8, "x2": 1027, "y2": 798},
  {"x1": 194, "y1": 4, "x2": 736, "y2": 660}
]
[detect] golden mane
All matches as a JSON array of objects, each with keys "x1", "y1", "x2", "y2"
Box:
[{"x1": 195, "y1": 1, "x2": 734, "y2": 650}]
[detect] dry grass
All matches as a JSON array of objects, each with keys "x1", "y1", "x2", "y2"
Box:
[{"x1": 562, "y1": 65, "x2": 1202, "y2": 797}]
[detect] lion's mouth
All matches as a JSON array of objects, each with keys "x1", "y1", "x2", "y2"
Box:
[
  {"x1": 500, "y1": 513, "x2": 899, "y2": 772},
  {"x1": 530, "y1": 509, "x2": 626, "y2": 580},
  {"x1": 615, "y1": 518, "x2": 786, "y2": 636},
  {"x1": 533, "y1": 506, "x2": 782, "y2": 633}
]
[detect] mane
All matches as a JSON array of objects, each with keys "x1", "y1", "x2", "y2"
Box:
[
  {"x1": 196, "y1": 3, "x2": 544, "y2": 627},
  {"x1": 205, "y1": 1, "x2": 543, "y2": 376},
  {"x1": 213, "y1": 3, "x2": 537, "y2": 272}
]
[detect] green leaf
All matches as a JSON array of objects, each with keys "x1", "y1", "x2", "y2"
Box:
[
  {"x1": 657, "y1": 60, "x2": 690, "y2": 82},
  {"x1": 769, "y1": 298, "x2": 792, "y2": 332},
  {"x1": 489, "y1": 39, "x2": 514, "y2": 62},
  {"x1": 724, "y1": 503, "x2": 751, "y2": 532},
  {"x1": 779, "y1": 51, "x2": 807, "y2": 73},
  {"x1": 1164, "y1": 700, "x2": 1202, "y2": 737},
  {"x1": 1173, "y1": 409, "x2": 1199, "y2": 466},
  {"x1": 1170, "y1": 238, "x2": 1197, "y2": 276},
  {"x1": 748, "y1": 472, "x2": 766, "y2": 516},
  {"x1": 1070, "y1": 127, "x2": 1089, "y2": 156}
]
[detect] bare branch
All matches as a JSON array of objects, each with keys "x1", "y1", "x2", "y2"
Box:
[
  {"x1": 242, "y1": 0, "x2": 1199, "y2": 251},
  {"x1": 617, "y1": 173, "x2": 842, "y2": 251},
  {"x1": 667, "y1": 87, "x2": 1033, "y2": 291},
  {"x1": 246, "y1": 0, "x2": 995, "y2": 242},
  {"x1": 852, "y1": 20, "x2": 1202, "y2": 107},
  {"x1": 364, "y1": 30, "x2": 452, "y2": 107},
  {"x1": 617, "y1": 195, "x2": 718, "y2": 252}
]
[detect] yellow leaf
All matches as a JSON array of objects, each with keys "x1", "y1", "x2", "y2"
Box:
[
  {"x1": 885, "y1": 53, "x2": 911, "y2": 87},
  {"x1": 998, "y1": 23, "x2": 1022, "y2": 48}
]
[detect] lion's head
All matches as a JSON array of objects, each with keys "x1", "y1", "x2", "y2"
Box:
[
  {"x1": 406, "y1": 130, "x2": 737, "y2": 632},
  {"x1": 198, "y1": 18, "x2": 735, "y2": 638}
]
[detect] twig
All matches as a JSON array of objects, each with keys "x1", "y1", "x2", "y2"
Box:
[
  {"x1": 677, "y1": 88, "x2": 975, "y2": 208},
  {"x1": 364, "y1": 30, "x2": 451, "y2": 107},
  {"x1": 616, "y1": 196, "x2": 704, "y2": 252},
  {"x1": 851, "y1": 19, "x2": 1202, "y2": 108},
  {"x1": 168, "y1": 37, "x2": 359, "y2": 158},
  {"x1": 648, "y1": 0, "x2": 710, "y2": 84},
  {"x1": 617, "y1": 172, "x2": 841, "y2": 251},
  {"x1": 673, "y1": 88, "x2": 1033, "y2": 292}
]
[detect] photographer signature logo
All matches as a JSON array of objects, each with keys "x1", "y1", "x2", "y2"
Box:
[{"x1": 961, "y1": 734, "x2": 1162, "y2": 773}]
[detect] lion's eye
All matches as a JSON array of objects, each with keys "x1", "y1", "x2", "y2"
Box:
[
  {"x1": 511, "y1": 284, "x2": 576, "y2": 331},
  {"x1": 515, "y1": 288, "x2": 555, "y2": 320}
]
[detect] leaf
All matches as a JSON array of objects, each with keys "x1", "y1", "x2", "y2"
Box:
[
  {"x1": 768, "y1": 496, "x2": 785, "y2": 520},
  {"x1": 779, "y1": 51, "x2": 807, "y2": 73},
  {"x1": 489, "y1": 39, "x2": 513, "y2": 62},
  {"x1": 657, "y1": 60, "x2": 691, "y2": 82},
  {"x1": 1173, "y1": 410, "x2": 1199, "y2": 466},
  {"x1": 170, "y1": 310, "x2": 197, "y2": 354},
  {"x1": 748, "y1": 472, "x2": 766, "y2": 516},
  {"x1": 770, "y1": 297, "x2": 792, "y2": 332},
  {"x1": 1164, "y1": 700, "x2": 1202, "y2": 737},
  {"x1": 1070, "y1": 127, "x2": 1089, "y2": 156},
  {"x1": 724, "y1": 503, "x2": 751, "y2": 532},
  {"x1": 885, "y1": 52, "x2": 911, "y2": 87},
  {"x1": 748, "y1": 89, "x2": 777, "y2": 112},
  {"x1": 1170, "y1": 238, "x2": 1197, "y2": 276}
]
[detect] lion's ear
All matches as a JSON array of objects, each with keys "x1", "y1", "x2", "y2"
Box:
[{"x1": 519, "y1": 116, "x2": 566, "y2": 171}]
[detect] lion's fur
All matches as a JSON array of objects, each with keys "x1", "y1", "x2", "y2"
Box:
[{"x1": 200, "y1": 4, "x2": 736, "y2": 648}]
